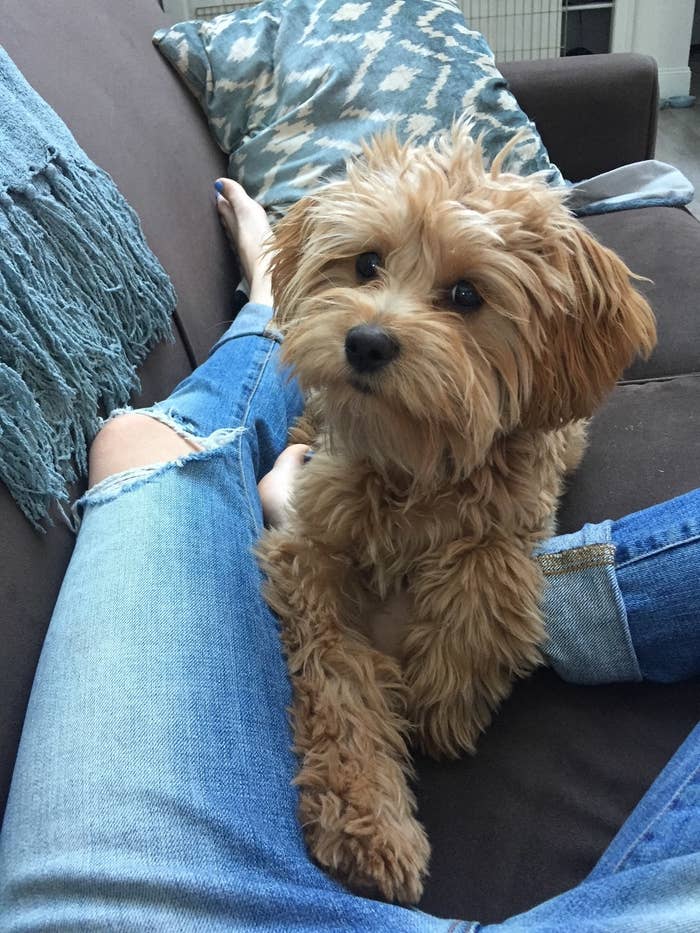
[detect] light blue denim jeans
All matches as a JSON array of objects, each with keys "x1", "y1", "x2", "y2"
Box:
[{"x1": 1, "y1": 302, "x2": 698, "y2": 932}]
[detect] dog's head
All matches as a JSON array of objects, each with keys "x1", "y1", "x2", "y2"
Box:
[{"x1": 271, "y1": 126, "x2": 656, "y2": 481}]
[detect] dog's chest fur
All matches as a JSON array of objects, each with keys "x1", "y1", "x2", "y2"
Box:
[{"x1": 292, "y1": 427, "x2": 572, "y2": 605}]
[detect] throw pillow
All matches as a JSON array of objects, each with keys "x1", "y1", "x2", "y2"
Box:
[{"x1": 154, "y1": 0, "x2": 563, "y2": 216}]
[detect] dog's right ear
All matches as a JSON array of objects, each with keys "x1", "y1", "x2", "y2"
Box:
[
  {"x1": 270, "y1": 196, "x2": 317, "y2": 328},
  {"x1": 523, "y1": 221, "x2": 656, "y2": 430}
]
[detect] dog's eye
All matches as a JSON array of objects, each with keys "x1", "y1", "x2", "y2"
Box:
[
  {"x1": 356, "y1": 252, "x2": 382, "y2": 280},
  {"x1": 450, "y1": 280, "x2": 483, "y2": 312}
]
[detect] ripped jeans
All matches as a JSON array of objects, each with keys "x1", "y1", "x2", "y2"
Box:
[{"x1": 1, "y1": 302, "x2": 698, "y2": 932}]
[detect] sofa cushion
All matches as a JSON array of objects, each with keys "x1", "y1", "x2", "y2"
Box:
[
  {"x1": 585, "y1": 207, "x2": 700, "y2": 382},
  {"x1": 500, "y1": 54, "x2": 658, "y2": 183},
  {"x1": 416, "y1": 671, "x2": 698, "y2": 921},
  {"x1": 558, "y1": 374, "x2": 700, "y2": 533},
  {"x1": 153, "y1": 0, "x2": 563, "y2": 216}
]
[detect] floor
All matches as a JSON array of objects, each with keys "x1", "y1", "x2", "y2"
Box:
[{"x1": 654, "y1": 47, "x2": 700, "y2": 219}]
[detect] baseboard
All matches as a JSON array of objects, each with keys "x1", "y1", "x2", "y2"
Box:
[{"x1": 658, "y1": 65, "x2": 692, "y2": 100}]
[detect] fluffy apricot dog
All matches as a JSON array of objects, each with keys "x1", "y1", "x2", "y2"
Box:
[{"x1": 256, "y1": 125, "x2": 656, "y2": 904}]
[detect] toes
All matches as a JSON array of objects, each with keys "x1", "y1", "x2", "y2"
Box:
[
  {"x1": 215, "y1": 177, "x2": 239, "y2": 202},
  {"x1": 216, "y1": 191, "x2": 235, "y2": 220},
  {"x1": 216, "y1": 178, "x2": 254, "y2": 214},
  {"x1": 274, "y1": 444, "x2": 311, "y2": 471},
  {"x1": 215, "y1": 195, "x2": 237, "y2": 247},
  {"x1": 215, "y1": 178, "x2": 270, "y2": 226},
  {"x1": 214, "y1": 179, "x2": 243, "y2": 228},
  {"x1": 258, "y1": 445, "x2": 310, "y2": 528}
]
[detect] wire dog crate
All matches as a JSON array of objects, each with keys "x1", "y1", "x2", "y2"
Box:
[
  {"x1": 461, "y1": 1, "x2": 616, "y2": 61},
  {"x1": 161, "y1": 1, "x2": 616, "y2": 61},
  {"x1": 161, "y1": 1, "x2": 257, "y2": 19}
]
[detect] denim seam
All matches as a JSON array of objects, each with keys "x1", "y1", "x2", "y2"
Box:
[
  {"x1": 608, "y1": 563, "x2": 643, "y2": 682},
  {"x1": 609, "y1": 763, "x2": 700, "y2": 875},
  {"x1": 213, "y1": 326, "x2": 282, "y2": 348},
  {"x1": 242, "y1": 338, "x2": 278, "y2": 429},
  {"x1": 236, "y1": 428, "x2": 261, "y2": 533},
  {"x1": 616, "y1": 532, "x2": 700, "y2": 569},
  {"x1": 604, "y1": 526, "x2": 643, "y2": 683},
  {"x1": 234, "y1": 338, "x2": 282, "y2": 529},
  {"x1": 232, "y1": 334, "x2": 284, "y2": 529}
]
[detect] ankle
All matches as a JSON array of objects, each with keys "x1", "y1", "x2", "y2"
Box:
[{"x1": 248, "y1": 272, "x2": 274, "y2": 307}]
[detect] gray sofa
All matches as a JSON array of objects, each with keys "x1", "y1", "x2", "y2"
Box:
[{"x1": 2, "y1": 1, "x2": 699, "y2": 924}]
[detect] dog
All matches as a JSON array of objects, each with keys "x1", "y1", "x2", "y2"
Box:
[{"x1": 256, "y1": 124, "x2": 656, "y2": 904}]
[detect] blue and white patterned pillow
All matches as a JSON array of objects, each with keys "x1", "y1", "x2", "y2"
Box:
[{"x1": 154, "y1": 0, "x2": 563, "y2": 216}]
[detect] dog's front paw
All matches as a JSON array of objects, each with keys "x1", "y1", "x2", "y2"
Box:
[{"x1": 300, "y1": 786, "x2": 430, "y2": 904}]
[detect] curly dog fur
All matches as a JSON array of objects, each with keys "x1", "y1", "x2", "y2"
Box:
[{"x1": 256, "y1": 125, "x2": 656, "y2": 904}]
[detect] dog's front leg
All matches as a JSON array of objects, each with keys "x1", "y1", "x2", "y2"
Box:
[
  {"x1": 257, "y1": 529, "x2": 430, "y2": 904},
  {"x1": 404, "y1": 538, "x2": 545, "y2": 759}
]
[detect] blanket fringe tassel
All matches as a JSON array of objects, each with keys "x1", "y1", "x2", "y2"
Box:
[{"x1": 0, "y1": 153, "x2": 175, "y2": 530}]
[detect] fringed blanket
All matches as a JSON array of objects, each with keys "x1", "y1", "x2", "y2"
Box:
[{"x1": 0, "y1": 49, "x2": 176, "y2": 529}]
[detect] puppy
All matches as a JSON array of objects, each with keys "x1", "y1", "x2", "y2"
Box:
[{"x1": 256, "y1": 125, "x2": 656, "y2": 904}]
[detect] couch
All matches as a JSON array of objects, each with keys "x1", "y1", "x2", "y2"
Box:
[{"x1": 2, "y1": 1, "x2": 698, "y2": 924}]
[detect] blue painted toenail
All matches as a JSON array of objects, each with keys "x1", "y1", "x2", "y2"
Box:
[{"x1": 214, "y1": 180, "x2": 224, "y2": 193}]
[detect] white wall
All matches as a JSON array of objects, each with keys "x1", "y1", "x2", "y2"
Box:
[
  {"x1": 613, "y1": 0, "x2": 695, "y2": 98},
  {"x1": 461, "y1": 1, "x2": 696, "y2": 99}
]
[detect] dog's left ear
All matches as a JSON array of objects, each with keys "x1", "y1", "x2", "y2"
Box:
[
  {"x1": 269, "y1": 196, "x2": 317, "y2": 329},
  {"x1": 523, "y1": 223, "x2": 656, "y2": 430}
]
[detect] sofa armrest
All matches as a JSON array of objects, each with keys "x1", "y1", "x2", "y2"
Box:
[{"x1": 500, "y1": 53, "x2": 658, "y2": 182}]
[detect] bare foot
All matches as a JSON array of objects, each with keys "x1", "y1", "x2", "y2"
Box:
[
  {"x1": 215, "y1": 178, "x2": 274, "y2": 306},
  {"x1": 258, "y1": 444, "x2": 310, "y2": 527}
]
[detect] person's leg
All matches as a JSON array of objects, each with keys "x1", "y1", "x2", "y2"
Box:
[
  {"x1": 0, "y1": 184, "x2": 457, "y2": 932},
  {"x1": 536, "y1": 491, "x2": 700, "y2": 685},
  {"x1": 612, "y1": 491, "x2": 700, "y2": 682}
]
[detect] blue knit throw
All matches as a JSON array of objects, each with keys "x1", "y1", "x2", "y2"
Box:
[{"x1": 0, "y1": 50, "x2": 176, "y2": 529}]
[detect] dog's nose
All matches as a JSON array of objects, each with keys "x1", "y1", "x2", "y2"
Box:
[{"x1": 345, "y1": 325, "x2": 399, "y2": 373}]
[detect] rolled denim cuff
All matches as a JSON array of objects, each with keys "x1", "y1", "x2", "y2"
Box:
[{"x1": 535, "y1": 521, "x2": 642, "y2": 685}]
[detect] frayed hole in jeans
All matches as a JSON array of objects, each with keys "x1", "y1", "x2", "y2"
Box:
[{"x1": 73, "y1": 408, "x2": 244, "y2": 527}]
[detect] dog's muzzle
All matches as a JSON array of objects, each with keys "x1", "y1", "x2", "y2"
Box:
[{"x1": 344, "y1": 325, "x2": 400, "y2": 374}]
